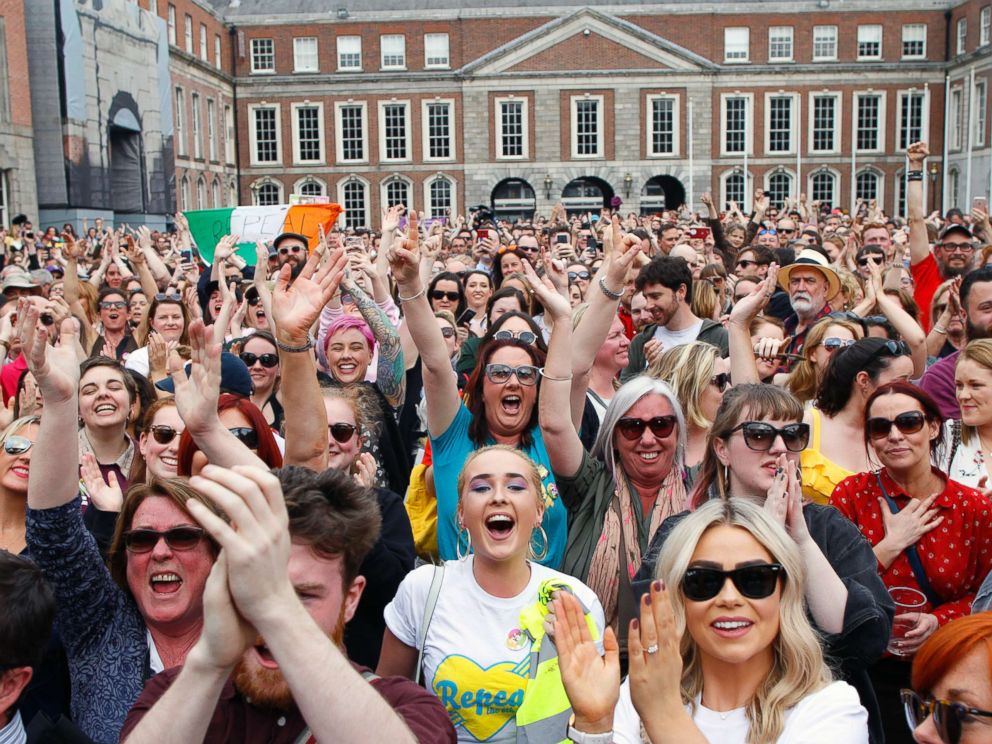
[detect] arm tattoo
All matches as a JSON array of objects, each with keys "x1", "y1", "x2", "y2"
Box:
[{"x1": 348, "y1": 281, "x2": 406, "y2": 408}]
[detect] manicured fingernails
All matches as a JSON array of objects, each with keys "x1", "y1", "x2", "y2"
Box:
[
  {"x1": 653, "y1": 580, "x2": 662, "y2": 592},
  {"x1": 645, "y1": 593, "x2": 652, "y2": 606},
  {"x1": 631, "y1": 618, "x2": 639, "y2": 630}
]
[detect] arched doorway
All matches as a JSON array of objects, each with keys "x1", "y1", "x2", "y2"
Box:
[
  {"x1": 561, "y1": 176, "x2": 613, "y2": 215},
  {"x1": 491, "y1": 178, "x2": 536, "y2": 222},
  {"x1": 109, "y1": 107, "x2": 145, "y2": 213},
  {"x1": 641, "y1": 175, "x2": 685, "y2": 215}
]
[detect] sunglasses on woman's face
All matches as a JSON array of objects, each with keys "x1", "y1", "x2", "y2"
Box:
[
  {"x1": 123, "y1": 526, "x2": 205, "y2": 553},
  {"x1": 682, "y1": 563, "x2": 785, "y2": 602},
  {"x1": 149, "y1": 425, "x2": 179, "y2": 445},
  {"x1": 229, "y1": 427, "x2": 259, "y2": 449},
  {"x1": 484, "y1": 363, "x2": 539, "y2": 386},
  {"x1": 710, "y1": 372, "x2": 731, "y2": 391},
  {"x1": 439, "y1": 326, "x2": 456, "y2": 338},
  {"x1": 328, "y1": 422, "x2": 357, "y2": 444},
  {"x1": 728, "y1": 422, "x2": 810, "y2": 452},
  {"x1": 240, "y1": 352, "x2": 279, "y2": 368},
  {"x1": 431, "y1": 290, "x2": 460, "y2": 302},
  {"x1": 3, "y1": 435, "x2": 33, "y2": 456},
  {"x1": 568, "y1": 271, "x2": 591, "y2": 282},
  {"x1": 901, "y1": 689, "x2": 992, "y2": 744},
  {"x1": 492, "y1": 329, "x2": 538, "y2": 345},
  {"x1": 866, "y1": 411, "x2": 926, "y2": 439},
  {"x1": 615, "y1": 415, "x2": 677, "y2": 441}
]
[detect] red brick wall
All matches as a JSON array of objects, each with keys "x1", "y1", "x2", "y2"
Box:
[{"x1": 0, "y1": 0, "x2": 31, "y2": 128}]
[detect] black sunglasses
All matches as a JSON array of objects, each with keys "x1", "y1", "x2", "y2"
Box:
[
  {"x1": 728, "y1": 422, "x2": 810, "y2": 452},
  {"x1": 863, "y1": 339, "x2": 911, "y2": 368},
  {"x1": 736, "y1": 259, "x2": 758, "y2": 269},
  {"x1": 154, "y1": 293, "x2": 182, "y2": 302},
  {"x1": 568, "y1": 271, "x2": 591, "y2": 281},
  {"x1": 682, "y1": 563, "x2": 786, "y2": 602},
  {"x1": 615, "y1": 415, "x2": 678, "y2": 441},
  {"x1": 484, "y1": 363, "x2": 539, "y2": 386},
  {"x1": 710, "y1": 372, "x2": 731, "y2": 391},
  {"x1": 3, "y1": 435, "x2": 32, "y2": 455},
  {"x1": 492, "y1": 329, "x2": 538, "y2": 345},
  {"x1": 149, "y1": 425, "x2": 179, "y2": 445},
  {"x1": 247, "y1": 294, "x2": 262, "y2": 307},
  {"x1": 240, "y1": 352, "x2": 279, "y2": 368},
  {"x1": 124, "y1": 526, "x2": 205, "y2": 553},
  {"x1": 901, "y1": 689, "x2": 992, "y2": 744},
  {"x1": 822, "y1": 337, "x2": 856, "y2": 351},
  {"x1": 329, "y1": 422, "x2": 357, "y2": 444},
  {"x1": 279, "y1": 246, "x2": 304, "y2": 255},
  {"x1": 229, "y1": 427, "x2": 259, "y2": 449},
  {"x1": 866, "y1": 411, "x2": 927, "y2": 439},
  {"x1": 431, "y1": 290, "x2": 460, "y2": 302},
  {"x1": 857, "y1": 255, "x2": 884, "y2": 267}
]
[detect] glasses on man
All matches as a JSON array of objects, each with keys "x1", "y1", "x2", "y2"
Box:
[
  {"x1": 866, "y1": 411, "x2": 927, "y2": 439},
  {"x1": 901, "y1": 689, "x2": 992, "y2": 744},
  {"x1": 615, "y1": 415, "x2": 678, "y2": 441},
  {"x1": 100, "y1": 301, "x2": 128, "y2": 310},
  {"x1": 857, "y1": 255, "x2": 884, "y2": 267},
  {"x1": 279, "y1": 246, "x2": 305, "y2": 255},
  {"x1": 484, "y1": 363, "x2": 539, "y2": 386},
  {"x1": 728, "y1": 422, "x2": 810, "y2": 452},
  {"x1": 124, "y1": 526, "x2": 205, "y2": 553},
  {"x1": 938, "y1": 242, "x2": 975, "y2": 254},
  {"x1": 682, "y1": 564, "x2": 786, "y2": 602}
]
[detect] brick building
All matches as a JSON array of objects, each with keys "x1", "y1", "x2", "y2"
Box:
[{"x1": 3, "y1": 0, "x2": 992, "y2": 228}]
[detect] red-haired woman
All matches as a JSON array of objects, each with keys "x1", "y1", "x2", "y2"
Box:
[
  {"x1": 831, "y1": 381, "x2": 992, "y2": 743},
  {"x1": 902, "y1": 612, "x2": 992, "y2": 743},
  {"x1": 176, "y1": 393, "x2": 282, "y2": 476}
]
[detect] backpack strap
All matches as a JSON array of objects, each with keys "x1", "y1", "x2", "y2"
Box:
[{"x1": 415, "y1": 563, "x2": 445, "y2": 686}]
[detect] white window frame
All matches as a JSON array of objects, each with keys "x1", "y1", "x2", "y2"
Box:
[
  {"x1": 720, "y1": 93, "x2": 753, "y2": 156},
  {"x1": 424, "y1": 174, "x2": 457, "y2": 218},
  {"x1": 897, "y1": 89, "x2": 930, "y2": 150},
  {"x1": 334, "y1": 101, "x2": 368, "y2": 164},
  {"x1": 291, "y1": 102, "x2": 324, "y2": 165},
  {"x1": 248, "y1": 103, "x2": 282, "y2": 166},
  {"x1": 421, "y1": 99, "x2": 455, "y2": 162},
  {"x1": 338, "y1": 177, "x2": 370, "y2": 229},
  {"x1": 196, "y1": 177, "x2": 206, "y2": 210},
  {"x1": 191, "y1": 93, "x2": 202, "y2": 159},
  {"x1": 857, "y1": 25, "x2": 883, "y2": 60},
  {"x1": 495, "y1": 97, "x2": 529, "y2": 160},
  {"x1": 174, "y1": 87, "x2": 186, "y2": 157},
  {"x1": 950, "y1": 87, "x2": 964, "y2": 151},
  {"x1": 180, "y1": 176, "x2": 190, "y2": 211},
  {"x1": 570, "y1": 95, "x2": 604, "y2": 160},
  {"x1": 645, "y1": 94, "x2": 680, "y2": 158},
  {"x1": 294, "y1": 176, "x2": 327, "y2": 197},
  {"x1": 853, "y1": 91, "x2": 887, "y2": 154},
  {"x1": 380, "y1": 34, "x2": 406, "y2": 70},
  {"x1": 958, "y1": 18, "x2": 968, "y2": 55},
  {"x1": 211, "y1": 179, "x2": 220, "y2": 208},
  {"x1": 224, "y1": 104, "x2": 235, "y2": 164},
  {"x1": 763, "y1": 168, "x2": 795, "y2": 207},
  {"x1": 720, "y1": 169, "x2": 750, "y2": 210},
  {"x1": 380, "y1": 175, "x2": 414, "y2": 211},
  {"x1": 206, "y1": 98, "x2": 217, "y2": 161},
  {"x1": 902, "y1": 24, "x2": 927, "y2": 59},
  {"x1": 808, "y1": 92, "x2": 842, "y2": 154},
  {"x1": 251, "y1": 178, "x2": 284, "y2": 207},
  {"x1": 855, "y1": 168, "x2": 885, "y2": 205},
  {"x1": 167, "y1": 4, "x2": 176, "y2": 45},
  {"x1": 199, "y1": 24, "x2": 208, "y2": 62},
  {"x1": 977, "y1": 80, "x2": 988, "y2": 147},
  {"x1": 250, "y1": 38, "x2": 275, "y2": 74},
  {"x1": 763, "y1": 92, "x2": 798, "y2": 156},
  {"x1": 768, "y1": 26, "x2": 793, "y2": 62},
  {"x1": 724, "y1": 27, "x2": 749, "y2": 63},
  {"x1": 293, "y1": 37, "x2": 319, "y2": 73},
  {"x1": 424, "y1": 33, "x2": 450, "y2": 69},
  {"x1": 983, "y1": 7, "x2": 991, "y2": 46},
  {"x1": 184, "y1": 14, "x2": 193, "y2": 54},
  {"x1": 214, "y1": 34, "x2": 222, "y2": 69},
  {"x1": 378, "y1": 100, "x2": 411, "y2": 162},
  {"x1": 812, "y1": 25, "x2": 837, "y2": 61},
  {"x1": 337, "y1": 35, "x2": 362, "y2": 71},
  {"x1": 807, "y1": 167, "x2": 840, "y2": 209}
]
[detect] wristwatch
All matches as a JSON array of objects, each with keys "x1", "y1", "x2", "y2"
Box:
[{"x1": 567, "y1": 715, "x2": 613, "y2": 744}]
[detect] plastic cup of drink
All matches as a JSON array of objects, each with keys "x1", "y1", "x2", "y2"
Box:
[{"x1": 887, "y1": 586, "x2": 927, "y2": 657}]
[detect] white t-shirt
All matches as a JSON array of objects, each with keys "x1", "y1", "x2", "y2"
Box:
[
  {"x1": 384, "y1": 557, "x2": 605, "y2": 744},
  {"x1": 612, "y1": 679, "x2": 868, "y2": 744},
  {"x1": 653, "y1": 318, "x2": 704, "y2": 352},
  {"x1": 124, "y1": 345, "x2": 150, "y2": 376}
]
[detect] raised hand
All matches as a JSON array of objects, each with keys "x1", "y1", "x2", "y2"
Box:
[
  {"x1": 213, "y1": 234, "x2": 239, "y2": 264},
  {"x1": 18, "y1": 300, "x2": 80, "y2": 405},
  {"x1": 271, "y1": 242, "x2": 347, "y2": 344},
  {"x1": 728, "y1": 264, "x2": 779, "y2": 326},
  {"x1": 353, "y1": 452, "x2": 377, "y2": 488},
  {"x1": 81, "y1": 452, "x2": 124, "y2": 512},
  {"x1": 169, "y1": 319, "x2": 221, "y2": 437},
  {"x1": 906, "y1": 141, "x2": 929, "y2": 167},
  {"x1": 387, "y1": 212, "x2": 422, "y2": 286},
  {"x1": 522, "y1": 258, "x2": 570, "y2": 322},
  {"x1": 380, "y1": 204, "x2": 405, "y2": 236},
  {"x1": 186, "y1": 551, "x2": 256, "y2": 673},
  {"x1": 628, "y1": 581, "x2": 685, "y2": 723}
]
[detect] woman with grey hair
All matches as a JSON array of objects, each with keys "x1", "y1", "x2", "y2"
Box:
[{"x1": 538, "y1": 269, "x2": 687, "y2": 630}]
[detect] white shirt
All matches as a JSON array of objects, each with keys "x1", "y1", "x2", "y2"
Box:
[
  {"x1": 0, "y1": 710, "x2": 25, "y2": 744},
  {"x1": 384, "y1": 557, "x2": 605, "y2": 744},
  {"x1": 653, "y1": 318, "x2": 704, "y2": 352},
  {"x1": 612, "y1": 679, "x2": 868, "y2": 744}
]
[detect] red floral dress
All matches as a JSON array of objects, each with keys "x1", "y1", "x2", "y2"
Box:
[{"x1": 830, "y1": 467, "x2": 992, "y2": 624}]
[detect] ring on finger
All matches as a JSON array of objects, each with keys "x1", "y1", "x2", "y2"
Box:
[{"x1": 646, "y1": 644, "x2": 659, "y2": 655}]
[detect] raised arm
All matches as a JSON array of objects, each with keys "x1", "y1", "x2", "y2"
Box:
[
  {"x1": 727, "y1": 267, "x2": 779, "y2": 385},
  {"x1": 867, "y1": 260, "x2": 927, "y2": 378},
  {"x1": 388, "y1": 213, "x2": 460, "y2": 437},
  {"x1": 906, "y1": 142, "x2": 930, "y2": 266},
  {"x1": 271, "y1": 242, "x2": 348, "y2": 470},
  {"x1": 342, "y1": 269, "x2": 405, "y2": 409}
]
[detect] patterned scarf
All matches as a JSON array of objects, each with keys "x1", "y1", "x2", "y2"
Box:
[{"x1": 586, "y1": 466, "x2": 687, "y2": 629}]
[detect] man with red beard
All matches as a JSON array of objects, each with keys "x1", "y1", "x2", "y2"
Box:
[{"x1": 120, "y1": 465, "x2": 455, "y2": 744}]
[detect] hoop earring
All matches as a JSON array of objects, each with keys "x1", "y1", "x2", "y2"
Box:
[
  {"x1": 530, "y1": 525, "x2": 549, "y2": 562},
  {"x1": 455, "y1": 525, "x2": 472, "y2": 561}
]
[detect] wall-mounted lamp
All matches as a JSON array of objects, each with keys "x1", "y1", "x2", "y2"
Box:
[
  {"x1": 623, "y1": 173, "x2": 633, "y2": 198},
  {"x1": 543, "y1": 174, "x2": 553, "y2": 200}
]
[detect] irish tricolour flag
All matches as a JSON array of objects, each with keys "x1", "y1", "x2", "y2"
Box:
[{"x1": 184, "y1": 203, "x2": 344, "y2": 266}]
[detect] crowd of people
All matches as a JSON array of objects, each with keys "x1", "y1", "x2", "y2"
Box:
[{"x1": 2, "y1": 140, "x2": 992, "y2": 744}]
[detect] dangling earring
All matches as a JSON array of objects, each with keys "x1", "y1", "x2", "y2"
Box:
[
  {"x1": 456, "y1": 524, "x2": 472, "y2": 561},
  {"x1": 723, "y1": 464, "x2": 730, "y2": 492},
  {"x1": 530, "y1": 525, "x2": 549, "y2": 562}
]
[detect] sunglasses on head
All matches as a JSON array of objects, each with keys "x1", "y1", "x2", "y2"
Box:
[
  {"x1": 728, "y1": 421, "x2": 810, "y2": 452},
  {"x1": 328, "y1": 422, "x2": 357, "y2": 443},
  {"x1": 568, "y1": 271, "x2": 591, "y2": 281},
  {"x1": 863, "y1": 339, "x2": 911, "y2": 367},
  {"x1": 900, "y1": 689, "x2": 992, "y2": 744},
  {"x1": 866, "y1": 411, "x2": 927, "y2": 439},
  {"x1": 246, "y1": 294, "x2": 262, "y2": 307},
  {"x1": 240, "y1": 352, "x2": 278, "y2": 368},
  {"x1": 492, "y1": 329, "x2": 538, "y2": 345},
  {"x1": 431, "y1": 290, "x2": 460, "y2": 302},
  {"x1": 124, "y1": 526, "x2": 205, "y2": 553},
  {"x1": 615, "y1": 415, "x2": 677, "y2": 441},
  {"x1": 155, "y1": 293, "x2": 182, "y2": 302},
  {"x1": 100, "y1": 300, "x2": 127, "y2": 310},
  {"x1": 710, "y1": 372, "x2": 731, "y2": 391},
  {"x1": 484, "y1": 363, "x2": 539, "y2": 386},
  {"x1": 757, "y1": 229, "x2": 778, "y2": 236},
  {"x1": 822, "y1": 337, "x2": 856, "y2": 351},
  {"x1": 229, "y1": 427, "x2": 259, "y2": 449},
  {"x1": 3, "y1": 435, "x2": 32, "y2": 456},
  {"x1": 682, "y1": 563, "x2": 786, "y2": 602},
  {"x1": 149, "y1": 425, "x2": 180, "y2": 445}
]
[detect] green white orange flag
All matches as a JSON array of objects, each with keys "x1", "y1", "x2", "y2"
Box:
[{"x1": 184, "y1": 203, "x2": 343, "y2": 265}]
